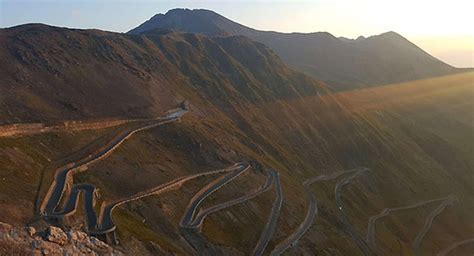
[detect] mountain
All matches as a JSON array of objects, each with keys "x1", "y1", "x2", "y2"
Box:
[
  {"x1": 129, "y1": 8, "x2": 460, "y2": 89},
  {"x1": 0, "y1": 24, "x2": 473, "y2": 256},
  {"x1": 0, "y1": 24, "x2": 323, "y2": 124}
]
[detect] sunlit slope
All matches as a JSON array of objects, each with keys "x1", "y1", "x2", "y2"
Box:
[
  {"x1": 226, "y1": 72, "x2": 474, "y2": 255},
  {"x1": 341, "y1": 72, "x2": 474, "y2": 166},
  {"x1": 332, "y1": 72, "x2": 474, "y2": 255}
]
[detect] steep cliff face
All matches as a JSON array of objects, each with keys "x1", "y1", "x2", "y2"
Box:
[{"x1": 0, "y1": 24, "x2": 473, "y2": 255}]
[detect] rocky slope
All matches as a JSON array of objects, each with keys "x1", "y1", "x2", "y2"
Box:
[
  {"x1": 129, "y1": 8, "x2": 461, "y2": 89},
  {"x1": 0, "y1": 222, "x2": 122, "y2": 255}
]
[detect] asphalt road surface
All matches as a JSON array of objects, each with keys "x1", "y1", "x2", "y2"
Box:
[
  {"x1": 40, "y1": 108, "x2": 187, "y2": 228},
  {"x1": 270, "y1": 169, "x2": 361, "y2": 255},
  {"x1": 97, "y1": 163, "x2": 246, "y2": 233},
  {"x1": 179, "y1": 163, "x2": 251, "y2": 228},
  {"x1": 436, "y1": 238, "x2": 474, "y2": 256},
  {"x1": 366, "y1": 195, "x2": 455, "y2": 250},
  {"x1": 334, "y1": 167, "x2": 373, "y2": 256},
  {"x1": 253, "y1": 171, "x2": 283, "y2": 256},
  {"x1": 189, "y1": 171, "x2": 274, "y2": 229},
  {"x1": 413, "y1": 196, "x2": 458, "y2": 256}
]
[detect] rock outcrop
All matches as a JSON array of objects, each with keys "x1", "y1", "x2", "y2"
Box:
[
  {"x1": 0, "y1": 222, "x2": 122, "y2": 255},
  {"x1": 44, "y1": 226, "x2": 68, "y2": 245}
]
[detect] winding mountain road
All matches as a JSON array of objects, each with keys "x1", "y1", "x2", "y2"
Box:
[
  {"x1": 179, "y1": 163, "x2": 251, "y2": 228},
  {"x1": 436, "y1": 238, "x2": 474, "y2": 256},
  {"x1": 40, "y1": 108, "x2": 187, "y2": 220},
  {"x1": 38, "y1": 105, "x2": 287, "y2": 252},
  {"x1": 334, "y1": 167, "x2": 372, "y2": 255},
  {"x1": 57, "y1": 184, "x2": 98, "y2": 229},
  {"x1": 188, "y1": 170, "x2": 274, "y2": 229},
  {"x1": 47, "y1": 162, "x2": 248, "y2": 234},
  {"x1": 253, "y1": 171, "x2": 283, "y2": 256},
  {"x1": 35, "y1": 104, "x2": 464, "y2": 254},
  {"x1": 413, "y1": 196, "x2": 458, "y2": 255},
  {"x1": 97, "y1": 163, "x2": 246, "y2": 233},
  {"x1": 42, "y1": 163, "x2": 245, "y2": 234},
  {"x1": 366, "y1": 196, "x2": 455, "y2": 250},
  {"x1": 177, "y1": 166, "x2": 282, "y2": 256},
  {"x1": 270, "y1": 169, "x2": 362, "y2": 255}
]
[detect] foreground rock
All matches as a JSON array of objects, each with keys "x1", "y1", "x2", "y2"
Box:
[
  {"x1": 44, "y1": 226, "x2": 67, "y2": 245},
  {"x1": 0, "y1": 222, "x2": 123, "y2": 255}
]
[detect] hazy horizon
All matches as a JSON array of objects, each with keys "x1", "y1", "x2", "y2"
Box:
[{"x1": 1, "y1": 0, "x2": 472, "y2": 67}]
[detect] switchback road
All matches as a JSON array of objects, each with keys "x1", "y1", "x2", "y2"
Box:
[
  {"x1": 253, "y1": 171, "x2": 282, "y2": 256},
  {"x1": 188, "y1": 170, "x2": 274, "y2": 229},
  {"x1": 366, "y1": 196, "x2": 455, "y2": 250},
  {"x1": 179, "y1": 163, "x2": 251, "y2": 228},
  {"x1": 334, "y1": 167, "x2": 372, "y2": 256},
  {"x1": 270, "y1": 169, "x2": 362, "y2": 255},
  {"x1": 40, "y1": 108, "x2": 187, "y2": 219},
  {"x1": 55, "y1": 183, "x2": 98, "y2": 230},
  {"x1": 98, "y1": 163, "x2": 246, "y2": 233},
  {"x1": 45, "y1": 163, "x2": 245, "y2": 234},
  {"x1": 436, "y1": 238, "x2": 474, "y2": 256},
  {"x1": 413, "y1": 196, "x2": 458, "y2": 256}
]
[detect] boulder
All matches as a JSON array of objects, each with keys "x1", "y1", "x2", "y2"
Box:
[
  {"x1": 26, "y1": 226, "x2": 36, "y2": 237},
  {"x1": 0, "y1": 222, "x2": 13, "y2": 239},
  {"x1": 68, "y1": 230, "x2": 88, "y2": 242},
  {"x1": 0, "y1": 222, "x2": 123, "y2": 255},
  {"x1": 45, "y1": 226, "x2": 67, "y2": 245}
]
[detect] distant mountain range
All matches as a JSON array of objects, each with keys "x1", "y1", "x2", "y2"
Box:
[{"x1": 129, "y1": 8, "x2": 462, "y2": 90}]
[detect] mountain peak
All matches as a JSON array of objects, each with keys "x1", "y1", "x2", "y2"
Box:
[
  {"x1": 377, "y1": 31, "x2": 405, "y2": 40},
  {"x1": 128, "y1": 8, "x2": 248, "y2": 36},
  {"x1": 157, "y1": 8, "x2": 222, "y2": 19},
  {"x1": 166, "y1": 8, "x2": 218, "y2": 15}
]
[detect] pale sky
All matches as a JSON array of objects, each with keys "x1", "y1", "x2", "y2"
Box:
[{"x1": 1, "y1": 0, "x2": 473, "y2": 67}]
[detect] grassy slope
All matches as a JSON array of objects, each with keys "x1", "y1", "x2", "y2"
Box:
[
  {"x1": 329, "y1": 72, "x2": 474, "y2": 255},
  {"x1": 0, "y1": 128, "x2": 115, "y2": 224}
]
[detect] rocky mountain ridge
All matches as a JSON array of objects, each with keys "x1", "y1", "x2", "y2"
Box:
[{"x1": 129, "y1": 8, "x2": 461, "y2": 89}]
